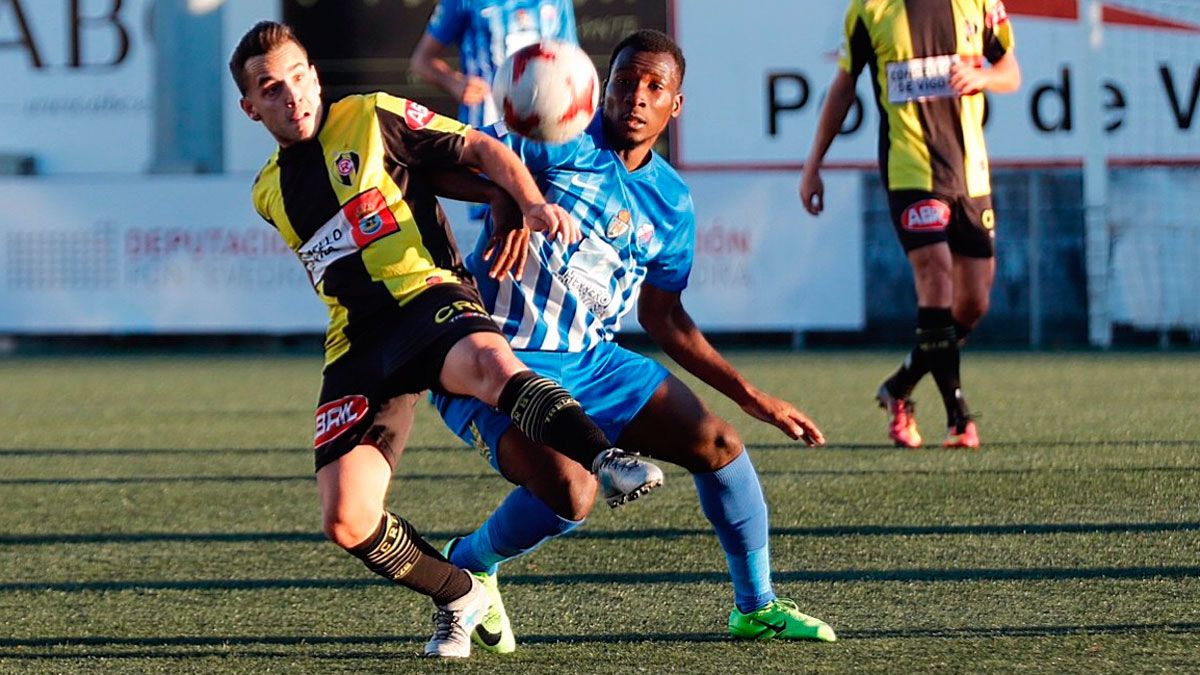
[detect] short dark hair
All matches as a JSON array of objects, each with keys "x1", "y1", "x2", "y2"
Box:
[
  {"x1": 607, "y1": 29, "x2": 686, "y2": 85},
  {"x1": 229, "y1": 21, "x2": 307, "y2": 95}
]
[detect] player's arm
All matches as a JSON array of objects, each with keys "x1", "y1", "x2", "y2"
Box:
[
  {"x1": 460, "y1": 129, "x2": 580, "y2": 245},
  {"x1": 637, "y1": 285, "x2": 825, "y2": 446},
  {"x1": 950, "y1": 51, "x2": 1021, "y2": 96},
  {"x1": 426, "y1": 167, "x2": 532, "y2": 279},
  {"x1": 799, "y1": 68, "x2": 857, "y2": 216},
  {"x1": 410, "y1": 33, "x2": 491, "y2": 106}
]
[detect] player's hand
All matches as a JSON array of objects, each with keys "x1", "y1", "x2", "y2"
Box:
[
  {"x1": 523, "y1": 202, "x2": 581, "y2": 244},
  {"x1": 949, "y1": 62, "x2": 988, "y2": 96},
  {"x1": 799, "y1": 166, "x2": 825, "y2": 216},
  {"x1": 457, "y1": 75, "x2": 492, "y2": 106},
  {"x1": 483, "y1": 194, "x2": 531, "y2": 279},
  {"x1": 740, "y1": 387, "x2": 826, "y2": 447}
]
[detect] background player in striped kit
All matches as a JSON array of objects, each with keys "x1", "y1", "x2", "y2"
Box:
[
  {"x1": 430, "y1": 30, "x2": 836, "y2": 652},
  {"x1": 801, "y1": 0, "x2": 1021, "y2": 449}
]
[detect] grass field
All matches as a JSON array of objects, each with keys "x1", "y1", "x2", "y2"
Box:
[{"x1": 1, "y1": 350, "x2": 1198, "y2": 673}]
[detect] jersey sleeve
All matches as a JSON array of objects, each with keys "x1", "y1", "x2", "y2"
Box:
[
  {"x1": 374, "y1": 94, "x2": 469, "y2": 169},
  {"x1": 425, "y1": 0, "x2": 467, "y2": 46},
  {"x1": 982, "y1": 0, "x2": 1014, "y2": 64},
  {"x1": 645, "y1": 193, "x2": 695, "y2": 292},
  {"x1": 837, "y1": 0, "x2": 872, "y2": 78},
  {"x1": 554, "y1": 0, "x2": 578, "y2": 42},
  {"x1": 488, "y1": 120, "x2": 579, "y2": 174}
]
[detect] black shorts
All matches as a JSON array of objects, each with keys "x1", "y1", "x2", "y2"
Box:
[
  {"x1": 311, "y1": 282, "x2": 501, "y2": 471},
  {"x1": 887, "y1": 190, "x2": 995, "y2": 258}
]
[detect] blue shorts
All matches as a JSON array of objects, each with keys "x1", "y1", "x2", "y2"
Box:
[{"x1": 432, "y1": 341, "x2": 669, "y2": 471}]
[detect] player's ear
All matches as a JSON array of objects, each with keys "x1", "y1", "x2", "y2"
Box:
[
  {"x1": 670, "y1": 92, "x2": 683, "y2": 119},
  {"x1": 239, "y1": 97, "x2": 262, "y2": 122}
]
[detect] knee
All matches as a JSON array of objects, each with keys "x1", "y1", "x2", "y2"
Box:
[
  {"x1": 689, "y1": 416, "x2": 743, "y2": 473},
  {"x1": 956, "y1": 295, "x2": 989, "y2": 328},
  {"x1": 553, "y1": 474, "x2": 598, "y2": 521},
  {"x1": 322, "y1": 507, "x2": 380, "y2": 551}
]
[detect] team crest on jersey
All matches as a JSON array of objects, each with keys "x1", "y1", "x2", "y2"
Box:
[
  {"x1": 901, "y1": 200, "x2": 952, "y2": 232},
  {"x1": 636, "y1": 222, "x2": 655, "y2": 247},
  {"x1": 332, "y1": 151, "x2": 360, "y2": 186},
  {"x1": 606, "y1": 210, "x2": 632, "y2": 239},
  {"x1": 343, "y1": 188, "x2": 400, "y2": 246},
  {"x1": 404, "y1": 100, "x2": 436, "y2": 130},
  {"x1": 314, "y1": 395, "x2": 369, "y2": 448}
]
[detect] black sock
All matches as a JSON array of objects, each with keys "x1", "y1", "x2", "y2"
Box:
[
  {"x1": 916, "y1": 307, "x2": 971, "y2": 429},
  {"x1": 884, "y1": 346, "x2": 930, "y2": 399},
  {"x1": 497, "y1": 370, "x2": 611, "y2": 469},
  {"x1": 954, "y1": 319, "x2": 974, "y2": 347},
  {"x1": 348, "y1": 512, "x2": 473, "y2": 607}
]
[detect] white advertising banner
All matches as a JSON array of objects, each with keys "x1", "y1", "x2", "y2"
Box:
[
  {"x1": 675, "y1": 0, "x2": 1200, "y2": 169},
  {"x1": 676, "y1": 171, "x2": 863, "y2": 331},
  {"x1": 0, "y1": 176, "x2": 326, "y2": 333},
  {"x1": 0, "y1": 0, "x2": 155, "y2": 173},
  {"x1": 0, "y1": 173, "x2": 861, "y2": 334}
]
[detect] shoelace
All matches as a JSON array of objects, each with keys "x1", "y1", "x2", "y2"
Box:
[{"x1": 430, "y1": 608, "x2": 464, "y2": 642}]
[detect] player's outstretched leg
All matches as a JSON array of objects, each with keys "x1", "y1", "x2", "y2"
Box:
[
  {"x1": 693, "y1": 449, "x2": 836, "y2": 642},
  {"x1": 496, "y1": 370, "x2": 663, "y2": 506},
  {"x1": 443, "y1": 537, "x2": 515, "y2": 654},
  {"x1": 443, "y1": 486, "x2": 585, "y2": 653}
]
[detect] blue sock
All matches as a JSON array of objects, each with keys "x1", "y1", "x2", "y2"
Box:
[
  {"x1": 448, "y1": 486, "x2": 582, "y2": 575},
  {"x1": 693, "y1": 449, "x2": 776, "y2": 613}
]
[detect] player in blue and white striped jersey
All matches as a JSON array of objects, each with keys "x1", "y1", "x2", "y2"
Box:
[
  {"x1": 432, "y1": 30, "x2": 837, "y2": 651},
  {"x1": 411, "y1": 0, "x2": 577, "y2": 130}
]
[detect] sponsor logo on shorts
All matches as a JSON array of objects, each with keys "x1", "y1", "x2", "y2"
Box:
[
  {"x1": 403, "y1": 100, "x2": 435, "y2": 130},
  {"x1": 901, "y1": 200, "x2": 952, "y2": 232},
  {"x1": 314, "y1": 395, "x2": 369, "y2": 448},
  {"x1": 434, "y1": 299, "x2": 490, "y2": 324},
  {"x1": 982, "y1": 208, "x2": 996, "y2": 230},
  {"x1": 469, "y1": 422, "x2": 492, "y2": 464}
]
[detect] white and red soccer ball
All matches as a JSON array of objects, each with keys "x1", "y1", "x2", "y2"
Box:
[{"x1": 492, "y1": 40, "x2": 599, "y2": 144}]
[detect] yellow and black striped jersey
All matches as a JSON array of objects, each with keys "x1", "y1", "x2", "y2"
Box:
[
  {"x1": 251, "y1": 93, "x2": 472, "y2": 366},
  {"x1": 840, "y1": 0, "x2": 1015, "y2": 196}
]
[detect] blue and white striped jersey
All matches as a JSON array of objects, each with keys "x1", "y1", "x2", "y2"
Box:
[
  {"x1": 426, "y1": 0, "x2": 577, "y2": 128},
  {"x1": 464, "y1": 116, "x2": 695, "y2": 352}
]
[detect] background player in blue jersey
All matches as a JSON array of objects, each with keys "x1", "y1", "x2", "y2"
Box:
[
  {"x1": 410, "y1": 0, "x2": 578, "y2": 130},
  {"x1": 429, "y1": 30, "x2": 837, "y2": 652}
]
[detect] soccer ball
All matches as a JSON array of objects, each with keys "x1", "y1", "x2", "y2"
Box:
[{"x1": 492, "y1": 40, "x2": 599, "y2": 144}]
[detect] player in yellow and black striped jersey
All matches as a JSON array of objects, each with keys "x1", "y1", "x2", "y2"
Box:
[
  {"x1": 230, "y1": 20, "x2": 664, "y2": 658},
  {"x1": 801, "y1": 0, "x2": 1020, "y2": 449}
]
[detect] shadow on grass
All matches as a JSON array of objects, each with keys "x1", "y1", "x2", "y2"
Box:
[
  {"x1": 1, "y1": 565, "x2": 1198, "y2": 594},
  {"x1": 1, "y1": 621, "x2": 1197, "y2": 659},
  {"x1": 3, "y1": 439, "x2": 1197, "y2": 458},
  {"x1": 4, "y1": 521, "x2": 1199, "y2": 546},
  {"x1": 0, "y1": 473, "x2": 489, "y2": 486},
  {"x1": 3, "y1": 461, "x2": 1198, "y2": 487}
]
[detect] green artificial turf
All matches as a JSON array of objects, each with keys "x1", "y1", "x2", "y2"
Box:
[{"x1": 0, "y1": 350, "x2": 1197, "y2": 673}]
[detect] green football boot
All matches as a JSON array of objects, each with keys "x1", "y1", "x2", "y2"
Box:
[
  {"x1": 442, "y1": 537, "x2": 516, "y2": 654},
  {"x1": 728, "y1": 598, "x2": 837, "y2": 642}
]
